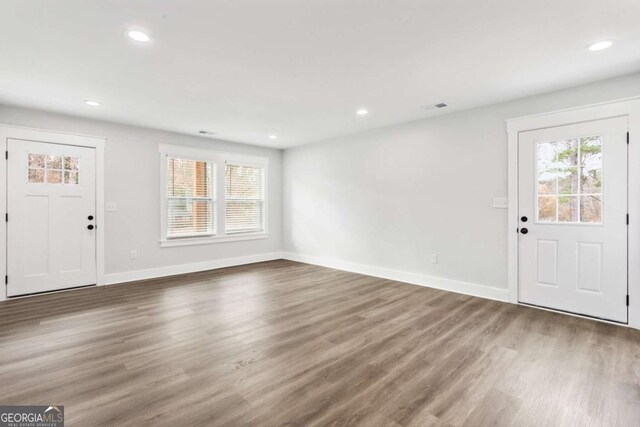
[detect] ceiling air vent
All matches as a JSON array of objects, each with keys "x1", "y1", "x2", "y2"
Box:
[{"x1": 423, "y1": 102, "x2": 448, "y2": 111}]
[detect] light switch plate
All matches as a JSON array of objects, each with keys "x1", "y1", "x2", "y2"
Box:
[
  {"x1": 492, "y1": 197, "x2": 508, "y2": 209},
  {"x1": 106, "y1": 202, "x2": 117, "y2": 212}
]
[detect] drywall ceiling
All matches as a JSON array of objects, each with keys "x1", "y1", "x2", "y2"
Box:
[{"x1": 0, "y1": 1, "x2": 639, "y2": 148}]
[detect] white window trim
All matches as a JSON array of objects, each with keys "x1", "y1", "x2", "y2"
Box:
[
  {"x1": 159, "y1": 144, "x2": 269, "y2": 247},
  {"x1": 225, "y1": 160, "x2": 267, "y2": 235}
]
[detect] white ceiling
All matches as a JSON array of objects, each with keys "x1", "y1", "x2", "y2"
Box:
[{"x1": 0, "y1": 1, "x2": 639, "y2": 149}]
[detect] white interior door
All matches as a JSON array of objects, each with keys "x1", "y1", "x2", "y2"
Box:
[
  {"x1": 518, "y1": 116, "x2": 628, "y2": 323},
  {"x1": 7, "y1": 139, "x2": 97, "y2": 296}
]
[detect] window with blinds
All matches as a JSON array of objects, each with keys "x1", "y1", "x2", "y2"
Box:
[
  {"x1": 166, "y1": 157, "x2": 214, "y2": 238},
  {"x1": 225, "y1": 163, "x2": 264, "y2": 233}
]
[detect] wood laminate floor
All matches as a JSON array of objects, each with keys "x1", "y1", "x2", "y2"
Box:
[{"x1": 0, "y1": 260, "x2": 639, "y2": 426}]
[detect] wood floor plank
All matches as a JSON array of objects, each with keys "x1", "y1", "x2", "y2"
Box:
[{"x1": 0, "y1": 259, "x2": 638, "y2": 426}]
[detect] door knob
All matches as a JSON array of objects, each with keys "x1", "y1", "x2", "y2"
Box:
[
  {"x1": 521, "y1": 216, "x2": 528, "y2": 222},
  {"x1": 88, "y1": 215, "x2": 94, "y2": 220},
  {"x1": 87, "y1": 224, "x2": 95, "y2": 230},
  {"x1": 520, "y1": 228, "x2": 528, "y2": 234}
]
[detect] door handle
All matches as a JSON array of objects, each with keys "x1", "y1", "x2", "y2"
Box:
[
  {"x1": 88, "y1": 215, "x2": 94, "y2": 220},
  {"x1": 520, "y1": 227, "x2": 528, "y2": 234},
  {"x1": 87, "y1": 224, "x2": 95, "y2": 230},
  {"x1": 521, "y1": 216, "x2": 528, "y2": 222}
]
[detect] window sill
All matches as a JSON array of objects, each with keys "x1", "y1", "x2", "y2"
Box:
[{"x1": 160, "y1": 232, "x2": 269, "y2": 247}]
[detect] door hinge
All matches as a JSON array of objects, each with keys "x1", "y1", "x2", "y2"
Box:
[
  {"x1": 4, "y1": 213, "x2": 7, "y2": 222},
  {"x1": 627, "y1": 214, "x2": 629, "y2": 225},
  {"x1": 4, "y1": 275, "x2": 7, "y2": 285},
  {"x1": 627, "y1": 132, "x2": 630, "y2": 145},
  {"x1": 4, "y1": 151, "x2": 7, "y2": 160},
  {"x1": 627, "y1": 295, "x2": 630, "y2": 306}
]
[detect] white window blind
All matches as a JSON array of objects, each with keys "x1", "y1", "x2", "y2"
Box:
[
  {"x1": 166, "y1": 157, "x2": 214, "y2": 238},
  {"x1": 225, "y1": 163, "x2": 264, "y2": 233}
]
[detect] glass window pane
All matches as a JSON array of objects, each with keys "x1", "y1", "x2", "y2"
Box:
[
  {"x1": 64, "y1": 171, "x2": 79, "y2": 184},
  {"x1": 538, "y1": 196, "x2": 557, "y2": 222},
  {"x1": 580, "y1": 166, "x2": 601, "y2": 193},
  {"x1": 64, "y1": 156, "x2": 79, "y2": 171},
  {"x1": 558, "y1": 196, "x2": 579, "y2": 222},
  {"x1": 580, "y1": 136, "x2": 602, "y2": 167},
  {"x1": 538, "y1": 172, "x2": 556, "y2": 195},
  {"x1": 556, "y1": 139, "x2": 579, "y2": 168},
  {"x1": 225, "y1": 163, "x2": 265, "y2": 233},
  {"x1": 225, "y1": 200, "x2": 263, "y2": 232},
  {"x1": 167, "y1": 158, "x2": 212, "y2": 198},
  {"x1": 558, "y1": 167, "x2": 579, "y2": 194},
  {"x1": 28, "y1": 153, "x2": 45, "y2": 168},
  {"x1": 537, "y1": 142, "x2": 557, "y2": 174},
  {"x1": 47, "y1": 170, "x2": 62, "y2": 184},
  {"x1": 46, "y1": 155, "x2": 62, "y2": 170},
  {"x1": 167, "y1": 199, "x2": 213, "y2": 237},
  {"x1": 28, "y1": 169, "x2": 44, "y2": 183},
  {"x1": 225, "y1": 164, "x2": 262, "y2": 199},
  {"x1": 535, "y1": 135, "x2": 603, "y2": 224},
  {"x1": 580, "y1": 195, "x2": 602, "y2": 223}
]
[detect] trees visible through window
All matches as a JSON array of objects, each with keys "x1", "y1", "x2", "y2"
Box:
[
  {"x1": 28, "y1": 153, "x2": 79, "y2": 184},
  {"x1": 537, "y1": 136, "x2": 602, "y2": 223}
]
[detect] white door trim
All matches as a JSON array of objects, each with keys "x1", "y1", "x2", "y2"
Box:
[
  {"x1": 507, "y1": 96, "x2": 640, "y2": 329},
  {"x1": 0, "y1": 124, "x2": 106, "y2": 301}
]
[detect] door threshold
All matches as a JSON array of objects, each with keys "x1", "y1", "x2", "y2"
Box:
[
  {"x1": 518, "y1": 301, "x2": 628, "y2": 326},
  {"x1": 8, "y1": 284, "x2": 97, "y2": 299}
]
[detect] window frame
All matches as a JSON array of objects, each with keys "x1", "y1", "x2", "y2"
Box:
[
  {"x1": 534, "y1": 135, "x2": 604, "y2": 225},
  {"x1": 159, "y1": 144, "x2": 269, "y2": 247},
  {"x1": 224, "y1": 160, "x2": 267, "y2": 235},
  {"x1": 165, "y1": 157, "x2": 216, "y2": 239}
]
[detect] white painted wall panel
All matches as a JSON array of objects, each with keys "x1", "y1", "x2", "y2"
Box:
[{"x1": 283, "y1": 73, "x2": 640, "y2": 290}]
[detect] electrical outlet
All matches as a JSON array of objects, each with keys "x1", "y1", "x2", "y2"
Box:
[
  {"x1": 130, "y1": 250, "x2": 137, "y2": 260},
  {"x1": 430, "y1": 253, "x2": 438, "y2": 264}
]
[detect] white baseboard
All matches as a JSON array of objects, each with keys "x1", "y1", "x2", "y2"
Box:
[
  {"x1": 282, "y1": 252, "x2": 509, "y2": 302},
  {"x1": 104, "y1": 250, "x2": 509, "y2": 303},
  {"x1": 105, "y1": 252, "x2": 284, "y2": 285}
]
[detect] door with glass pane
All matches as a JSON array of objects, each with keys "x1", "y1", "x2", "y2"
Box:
[
  {"x1": 7, "y1": 139, "x2": 96, "y2": 296},
  {"x1": 518, "y1": 116, "x2": 628, "y2": 322}
]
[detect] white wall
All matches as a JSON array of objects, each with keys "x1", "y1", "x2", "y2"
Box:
[
  {"x1": 283, "y1": 72, "x2": 640, "y2": 294},
  {"x1": 0, "y1": 106, "x2": 283, "y2": 282},
  {"x1": 2, "y1": 72, "x2": 640, "y2": 297}
]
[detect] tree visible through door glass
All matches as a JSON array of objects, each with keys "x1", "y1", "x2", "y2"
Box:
[
  {"x1": 536, "y1": 136, "x2": 602, "y2": 223},
  {"x1": 27, "y1": 153, "x2": 80, "y2": 184}
]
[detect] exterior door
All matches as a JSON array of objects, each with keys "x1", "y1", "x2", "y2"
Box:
[
  {"x1": 7, "y1": 139, "x2": 97, "y2": 296},
  {"x1": 518, "y1": 116, "x2": 628, "y2": 322}
]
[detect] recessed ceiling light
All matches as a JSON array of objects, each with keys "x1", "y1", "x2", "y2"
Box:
[
  {"x1": 269, "y1": 135, "x2": 278, "y2": 140},
  {"x1": 84, "y1": 100, "x2": 101, "y2": 107},
  {"x1": 587, "y1": 40, "x2": 613, "y2": 51},
  {"x1": 356, "y1": 109, "x2": 368, "y2": 116},
  {"x1": 127, "y1": 30, "x2": 152, "y2": 43}
]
